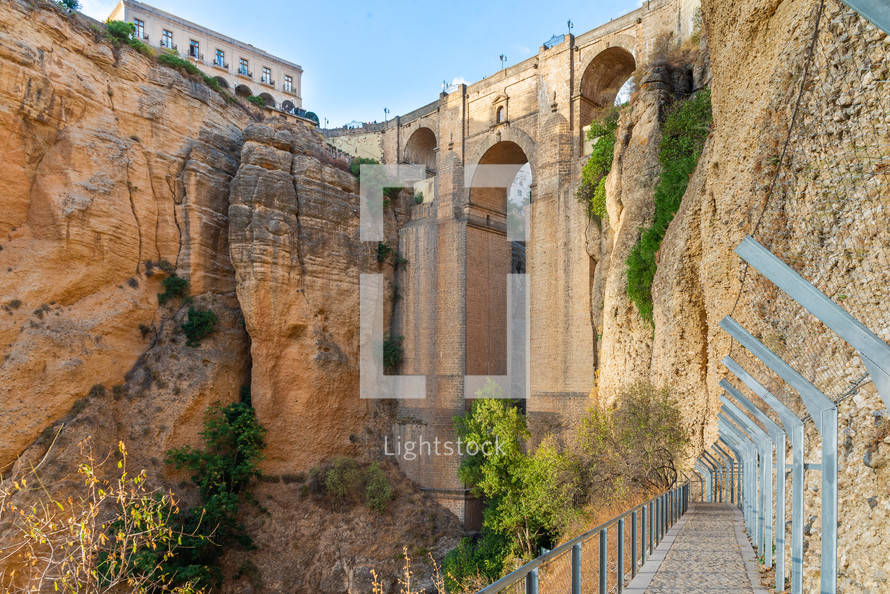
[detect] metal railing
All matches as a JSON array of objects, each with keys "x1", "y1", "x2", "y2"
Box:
[
  {"x1": 160, "y1": 40, "x2": 176, "y2": 50},
  {"x1": 261, "y1": 77, "x2": 276, "y2": 87},
  {"x1": 238, "y1": 67, "x2": 253, "y2": 78},
  {"x1": 188, "y1": 50, "x2": 203, "y2": 60},
  {"x1": 213, "y1": 59, "x2": 228, "y2": 69},
  {"x1": 478, "y1": 483, "x2": 689, "y2": 594}
]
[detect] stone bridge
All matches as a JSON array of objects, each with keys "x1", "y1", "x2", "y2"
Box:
[{"x1": 324, "y1": 0, "x2": 700, "y2": 525}]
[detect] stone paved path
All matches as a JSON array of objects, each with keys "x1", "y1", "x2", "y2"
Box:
[{"x1": 626, "y1": 503, "x2": 767, "y2": 593}]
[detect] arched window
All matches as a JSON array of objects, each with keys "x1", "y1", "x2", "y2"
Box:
[{"x1": 496, "y1": 106, "x2": 505, "y2": 123}]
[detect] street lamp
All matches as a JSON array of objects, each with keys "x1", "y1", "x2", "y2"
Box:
[
  {"x1": 567, "y1": 19, "x2": 573, "y2": 34},
  {"x1": 384, "y1": 107, "x2": 390, "y2": 122},
  {"x1": 499, "y1": 54, "x2": 507, "y2": 70}
]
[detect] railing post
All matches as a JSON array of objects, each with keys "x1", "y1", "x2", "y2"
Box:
[
  {"x1": 571, "y1": 543, "x2": 582, "y2": 594},
  {"x1": 631, "y1": 510, "x2": 638, "y2": 578},
  {"x1": 617, "y1": 518, "x2": 625, "y2": 593},
  {"x1": 648, "y1": 501, "x2": 653, "y2": 554},
  {"x1": 526, "y1": 568, "x2": 538, "y2": 594},
  {"x1": 599, "y1": 528, "x2": 607, "y2": 594},
  {"x1": 641, "y1": 505, "x2": 647, "y2": 566}
]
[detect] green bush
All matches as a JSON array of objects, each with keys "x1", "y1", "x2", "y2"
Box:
[
  {"x1": 105, "y1": 20, "x2": 154, "y2": 57},
  {"x1": 105, "y1": 20, "x2": 134, "y2": 43},
  {"x1": 157, "y1": 274, "x2": 189, "y2": 305},
  {"x1": 443, "y1": 531, "x2": 511, "y2": 593},
  {"x1": 163, "y1": 401, "x2": 267, "y2": 588},
  {"x1": 247, "y1": 95, "x2": 266, "y2": 109},
  {"x1": 382, "y1": 334, "x2": 403, "y2": 371},
  {"x1": 576, "y1": 106, "x2": 621, "y2": 221},
  {"x1": 414, "y1": 191, "x2": 424, "y2": 205},
  {"x1": 349, "y1": 156, "x2": 379, "y2": 179},
  {"x1": 376, "y1": 242, "x2": 394, "y2": 263},
  {"x1": 626, "y1": 89, "x2": 712, "y2": 324},
  {"x1": 324, "y1": 457, "x2": 361, "y2": 499},
  {"x1": 181, "y1": 307, "x2": 218, "y2": 347},
  {"x1": 364, "y1": 463, "x2": 392, "y2": 513},
  {"x1": 57, "y1": 0, "x2": 80, "y2": 9}
]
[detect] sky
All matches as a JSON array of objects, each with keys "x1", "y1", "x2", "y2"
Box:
[{"x1": 83, "y1": 0, "x2": 644, "y2": 127}]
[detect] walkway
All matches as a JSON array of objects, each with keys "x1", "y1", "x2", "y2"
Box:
[{"x1": 626, "y1": 503, "x2": 768, "y2": 593}]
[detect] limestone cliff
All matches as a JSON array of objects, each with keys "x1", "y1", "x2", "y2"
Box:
[{"x1": 0, "y1": 0, "x2": 256, "y2": 468}]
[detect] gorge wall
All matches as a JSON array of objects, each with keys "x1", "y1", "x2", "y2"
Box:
[{"x1": 0, "y1": 0, "x2": 888, "y2": 591}]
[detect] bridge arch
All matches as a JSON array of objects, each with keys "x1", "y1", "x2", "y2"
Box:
[
  {"x1": 579, "y1": 46, "x2": 637, "y2": 127},
  {"x1": 466, "y1": 139, "x2": 532, "y2": 378},
  {"x1": 403, "y1": 127, "x2": 437, "y2": 173}
]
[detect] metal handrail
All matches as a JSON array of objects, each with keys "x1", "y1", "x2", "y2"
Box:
[{"x1": 478, "y1": 481, "x2": 690, "y2": 593}]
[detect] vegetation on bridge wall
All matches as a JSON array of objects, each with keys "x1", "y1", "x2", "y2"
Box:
[
  {"x1": 576, "y1": 106, "x2": 623, "y2": 222},
  {"x1": 626, "y1": 88, "x2": 712, "y2": 324}
]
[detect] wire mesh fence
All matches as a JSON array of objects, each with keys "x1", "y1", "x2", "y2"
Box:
[{"x1": 728, "y1": 0, "x2": 889, "y2": 419}]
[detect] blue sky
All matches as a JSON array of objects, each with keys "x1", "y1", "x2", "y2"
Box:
[{"x1": 83, "y1": 0, "x2": 643, "y2": 127}]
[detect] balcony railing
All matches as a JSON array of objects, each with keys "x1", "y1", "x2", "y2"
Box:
[
  {"x1": 160, "y1": 40, "x2": 177, "y2": 50},
  {"x1": 213, "y1": 59, "x2": 229, "y2": 69},
  {"x1": 189, "y1": 50, "x2": 204, "y2": 60},
  {"x1": 137, "y1": 33, "x2": 149, "y2": 42},
  {"x1": 261, "y1": 77, "x2": 275, "y2": 87},
  {"x1": 238, "y1": 68, "x2": 253, "y2": 78}
]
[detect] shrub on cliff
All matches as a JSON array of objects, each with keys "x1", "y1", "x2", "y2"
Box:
[
  {"x1": 161, "y1": 400, "x2": 267, "y2": 588},
  {"x1": 246, "y1": 95, "x2": 266, "y2": 109},
  {"x1": 364, "y1": 463, "x2": 393, "y2": 513},
  {"x1": 158, "y1": 274, "x2": 189, "y2": 305},
  {"x1": 626, "y1": 88, "x2": 712, "y2": 324},
  {"x1": 181, "y1": 307, "x2": 218, "y2": 347},
  {"x1": 105, "y1": 20, "x2": 153, "y2": 57}
]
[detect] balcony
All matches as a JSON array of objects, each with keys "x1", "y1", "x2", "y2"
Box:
[
  {"x1": 261, "y1": 77, "x2": 275, "y2": 88},
  {"x1": 138, "y1": 33, "x2": 149, "y2": 42},
  {"x1": 188, "y1": 50, "x2": 204, "y2": 61},
  {"x1": 282, "y1": 85, "x2": 296, "y2": 96},
  {"x1": 160, "y1": 40, "x2": 177, "y2": 51},
  {"x1": 212, "y1": 59, "x2": 229, "y2": 70},
  {"x1": 238, "y1": 68, "x2": 253, "y2": 79}
]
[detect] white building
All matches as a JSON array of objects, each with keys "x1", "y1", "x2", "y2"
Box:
[{"x1": 108, "y1": 0, "x2": 303, "y2": 113}]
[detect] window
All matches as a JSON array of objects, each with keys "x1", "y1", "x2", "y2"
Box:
[
  {"x1": 133, "y1": 19, "x2": 145, "y2": 39},
  {"x1": 214, "y1": 49, "x2": 226, "y2": 68},
  {"x1": 189, "y1": 40, "x2": 200, "y2": 59},
  {"x1": 496, "y1": 106, "x2": 505, "y2": 123},
  {"x1": 161, "y1": 29, "x2": 173, "y2": 49},
  {"x1": 262, "y1": 67, "x2": 272, "y2": 84},
  {"x1": 284, "y1": 75, "x2": 293, "y2": 92},
  {"x1": 239, "y1": 58, "x2": 250, "y2": 77}
]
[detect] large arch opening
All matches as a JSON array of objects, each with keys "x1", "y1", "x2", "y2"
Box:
[
  {"x1": 234, "y1": 84, "x2": 253, "y2": 98},
  {"x1": 259, "y1": 93, "x2": 276, "y2": 108},
  {"x1": 214, "y1": 77, "x2": 229, "y2": 90},
  {"x1": 281, "y1": 100, "x2": 296, "y2": 113},
  {"x1": 403, "y1": 127, "x2": 437, "y2": 174},
  {"x1": 579, "y1": 46, "x2": 636, "y2": 128},
  {"x1": 466, "y1": 141, "x2": 531, "y2": 379}
]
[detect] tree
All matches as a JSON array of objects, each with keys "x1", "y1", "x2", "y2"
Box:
[
  {"x1": 57, "y1": 0, "x2": 81, "y2": 10},
  {"x1": 454, "y1": 380, "x2": 581, "y2": 560},
  {"x1": 0, "y1": 439, "x2": 201, "y2": 593}
]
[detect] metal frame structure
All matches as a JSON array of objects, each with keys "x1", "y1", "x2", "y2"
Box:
[{"x1": 478, "y1": 483, "x2": 689, "y2": 593}]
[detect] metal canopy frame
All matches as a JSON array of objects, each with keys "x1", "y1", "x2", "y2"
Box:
[
  {"x1": 719, "y1": 418, "x2": 757, "y2": 533},
  {"x1": 720, "y1": 400, "x2": 773, "y2": 564},
  {"x1": 717, "y1": 439, "x2": 743, "y2": 506},
  {"x1": 702, "y1": 450, "x2": 725, "y2": 502},
  {"x1": 724, "y1": 235, "x2": 861, "y2": 592},
  {"x1": 723, "y1": 354, "x2": 806, "y2": 593},
  {"x1": 722, "y1": 379, "x2": 786, "y2": 586},
  {"x1": 712, "y1": 444, "x2": 735, "y2": 504}
]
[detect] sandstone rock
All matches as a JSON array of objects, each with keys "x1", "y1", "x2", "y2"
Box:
[{"x1": 0, "y1": 0, "x2": 254, "y2": 468}]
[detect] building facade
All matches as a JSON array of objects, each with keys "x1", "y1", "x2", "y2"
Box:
[{"x1": 108, "y1": 0, "x2": 302, "y2": 111}]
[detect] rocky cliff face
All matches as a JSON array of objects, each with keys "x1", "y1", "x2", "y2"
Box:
[
  {"x1": 591, "y1": 0, "x2": 890, "y2": 590},
  {"x1": 228, "y1": 121, "x2": 385, "y2": 473},
  {"x1": 0, "y1": 0, "x2": 256, "y2": 469}
]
